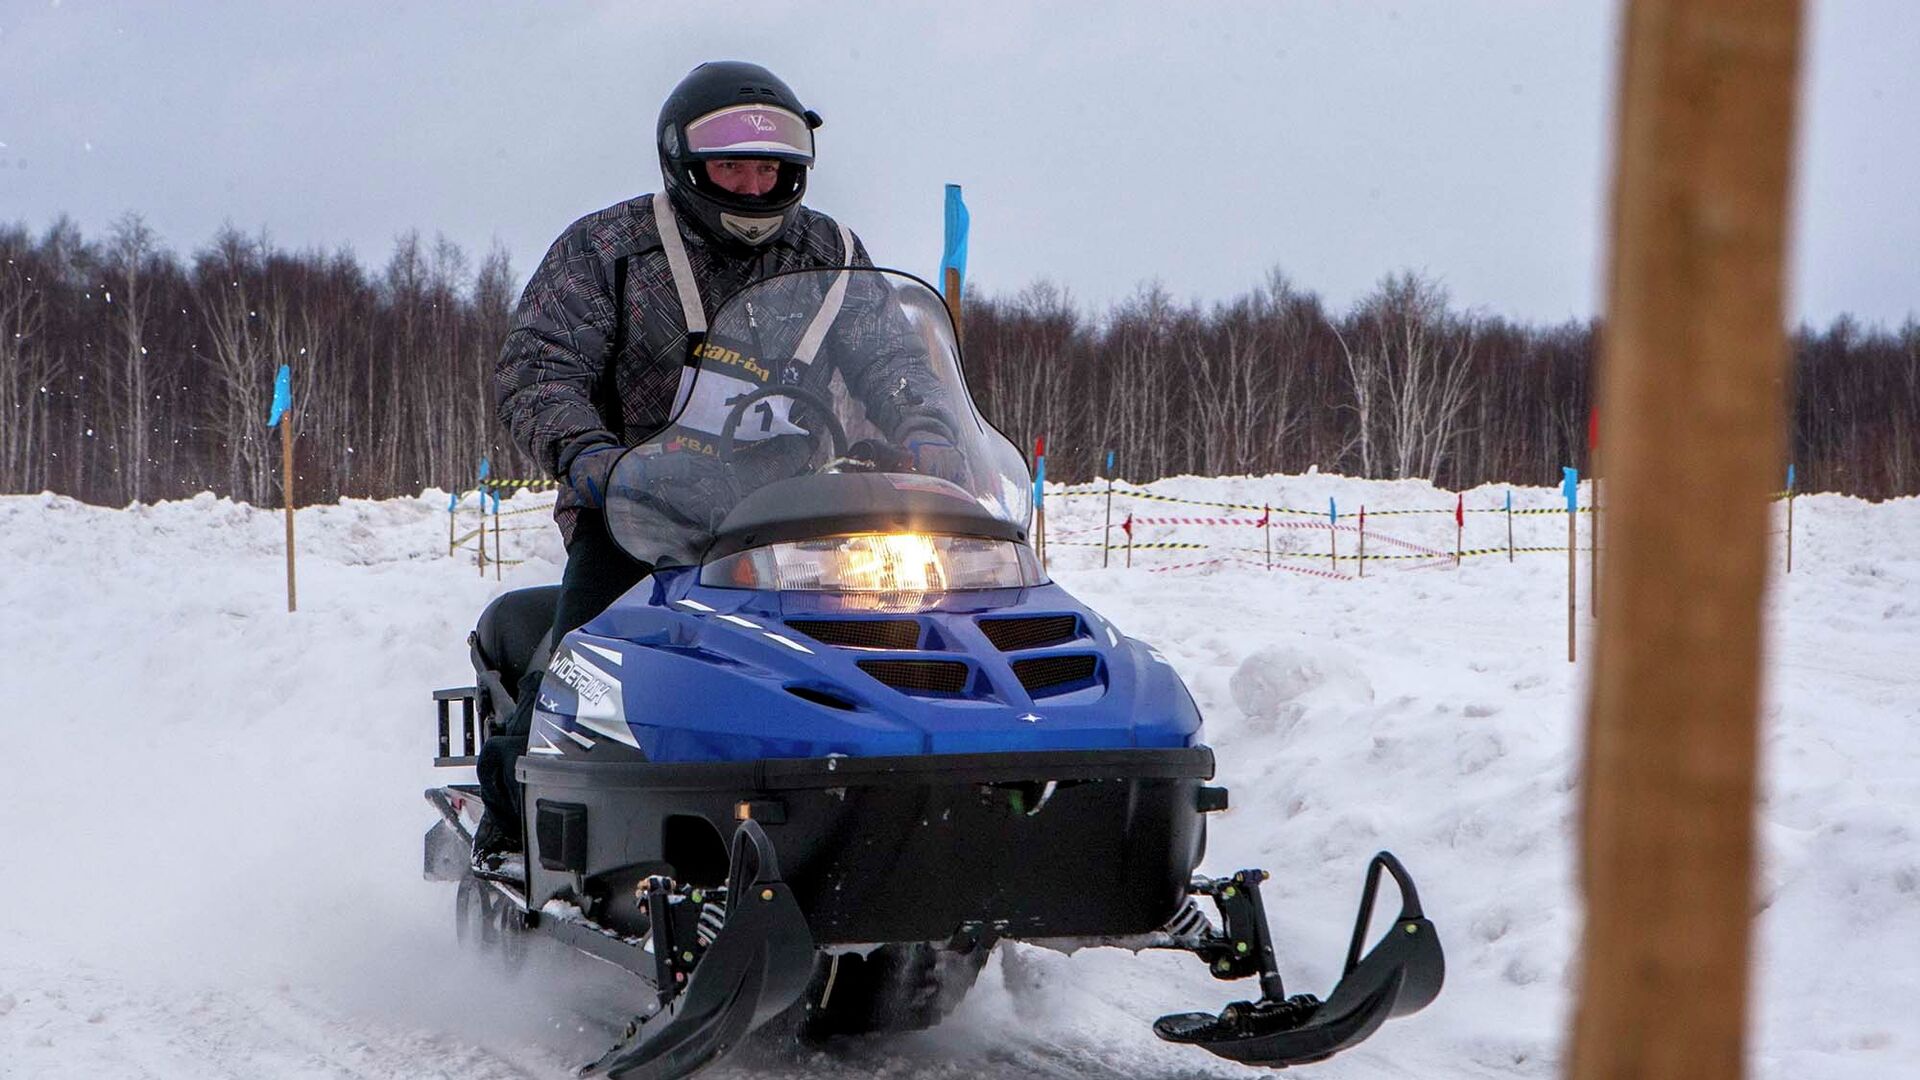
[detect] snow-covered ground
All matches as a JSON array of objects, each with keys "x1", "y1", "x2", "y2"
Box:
[{"x1": 2, "y1": 475, "x2": 1915, "y2": 1079}]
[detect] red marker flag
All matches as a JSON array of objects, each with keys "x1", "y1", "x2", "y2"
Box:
[
  {"x1": 1455, "y1": 493, "x2": 1465, "y2": 528},
  {"x1": 1121, "y1": 513, "x2": 1133, "y2": 538}
]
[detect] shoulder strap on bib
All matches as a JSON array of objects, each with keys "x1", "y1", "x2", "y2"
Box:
[
  {"x1": 651, "y1": 194, "x2": 708, "y2": 336},
  {"x1": 792, "y1": 222, "x2": 857, "y2": 366}
]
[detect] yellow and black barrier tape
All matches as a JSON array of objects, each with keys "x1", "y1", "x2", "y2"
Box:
[
  {"x1": 451, "y1": 524, "x2": 553, "y2": 548},
  {"x1": 1050, "y1": 540, "x2": 1211, "y2": 551},
  {"x1": 1052, "y1": 483, "x2": 1592, "y2": 517},
  {"x1": 1222, "y1": 545, "x2": 1585, "y2": 561}
]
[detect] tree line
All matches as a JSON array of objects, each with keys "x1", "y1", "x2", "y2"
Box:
[{"x1": 3, "y1": 216, "x2": 1915, "y2": 507}]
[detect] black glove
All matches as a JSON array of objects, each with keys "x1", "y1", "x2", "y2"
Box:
[{"x1": 565, "y1": 442, "x2": 623, "y2": 510}]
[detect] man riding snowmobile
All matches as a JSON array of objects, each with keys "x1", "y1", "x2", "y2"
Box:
[
  {"x1": 475, "y1": 60, "x2": 960, "y2": 869},
  {"x1": 427, "y1": 260, "x2": 1444, "y2": 1076}
]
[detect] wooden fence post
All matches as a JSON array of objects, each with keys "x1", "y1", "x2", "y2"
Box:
[
  {"x1": 1506, "y1": 491, "x2": 1515, "y2": 563},
  {"x1": 944, "y1": 267, "x2": 963, "y2": 346},
  {"x1": 1102, "y1": 470, "x2": 1116, "y2": 569},
  {"x1": 1567, "y1": 472, "x2": 1579, "y2": 664},
  {"x1": 280, "y1": 411, "x2": 297, "y2": 613},
  {"x1": 1571, "y1": 4, "x2": 1803, "y2": 1080},
  {"x1": 1264, "y1": 504, "x2": 1273, "y2": 571}
]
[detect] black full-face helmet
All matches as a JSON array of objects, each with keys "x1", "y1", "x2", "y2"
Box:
[{"x1": 657, "y1": 61, "x2": 822, "y2": 248}]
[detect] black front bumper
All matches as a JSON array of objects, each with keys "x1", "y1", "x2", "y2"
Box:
[{"x1": 520, "y1": 746, "x2": 1216, "y2": 945}]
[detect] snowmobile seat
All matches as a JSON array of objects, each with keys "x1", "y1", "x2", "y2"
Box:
[{"x1": 470, "y1": 585, "x2": 558, "y2": 726}]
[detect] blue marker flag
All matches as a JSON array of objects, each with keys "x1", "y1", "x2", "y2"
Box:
[
  {"x1": 1787, "y1": 464, "x2": 1796, "y2": 491},
  {"x1": 1506, "y1": 490, "x2": 1513, "y2": 512},
  {"x1": 1033, "y1": 454, "x2": 1046, "y2": 509},
  {"x1": 940, "y1": 184, "x2": 969, "y2": 288},
  {"x1": 1329, "y1": 497, "x2": 1337, "y2": 525},
  {"x1": 1562, "y1": 467, "x2": 1580, "y2": 512},
  {"x1": 1105, "y1": 450, "x2": 1115, "y2": 476},
  {"x1": 478, "y1": 456, "x2": 490, "y2": 483},
  {"x1": 266, "y1": 364, "x2": 291, "y2": 428},
  {"x1": 489, "y1": 489, "x2": 501, "y2": 514},
  {"x1": 448, "y1": 490, "x2": 458, "y2": 512}
]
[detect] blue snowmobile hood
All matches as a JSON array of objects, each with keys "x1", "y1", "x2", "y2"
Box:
[{"x1": 533, "y1": 566, "x2": 1203, "y2": 763}]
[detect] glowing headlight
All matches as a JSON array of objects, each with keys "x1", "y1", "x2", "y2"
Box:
[{"x1": 700, "y1": 533, "x2": 1042, "y2": 605}]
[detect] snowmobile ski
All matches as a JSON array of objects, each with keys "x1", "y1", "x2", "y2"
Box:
[
  {"x1": 578, "y1": 820, "x2": 815, "y2": 1079},
  {"x1": 1152, "y1": 852, "x2": 1444, "y2": 1068}
]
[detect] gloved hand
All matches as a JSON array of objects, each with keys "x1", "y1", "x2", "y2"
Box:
[
  {"x1": 903, "y1": 433, "x2": 971, "y2": 487},
  {"x1": 565, "y1": 442, "x2": 624, "y2": 510}
]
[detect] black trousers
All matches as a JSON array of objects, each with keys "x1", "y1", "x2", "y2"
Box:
[{"x1": 476, "y1": 510, "x2": 653, "y2": 843}]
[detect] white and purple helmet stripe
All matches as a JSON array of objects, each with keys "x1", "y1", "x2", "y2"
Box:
[{"x1": 683, "y1": 104, "x2": 814, "y2": 162}]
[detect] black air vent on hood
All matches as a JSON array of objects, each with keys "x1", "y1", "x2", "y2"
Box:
[
  {"x1": 979, "y1": 614, "x2": 1081, "y2": 652},
  {"x1": 1012, "y1": 654, "x2": 1100, "y2": 696},
  {"x1": 787, "y1": 618, "x2": 922, "y2": 650},
  {"x1": 857, "y1": 658, "x2": 970, "y2": 695}
]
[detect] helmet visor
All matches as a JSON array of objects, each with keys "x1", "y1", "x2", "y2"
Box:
[{"x1": 683, "y1": 104, "x2": 815, "y2": 163}]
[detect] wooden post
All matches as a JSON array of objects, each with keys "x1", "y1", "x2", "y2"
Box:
[
  {"x1": 1358, "y1": 506, "x2": 1366, "y2": 578},
  {"x1": 1035, "y1": 496, "x2": 1046, "y2": 572},
  {"x1": 448, "y1": 495, "x2": 457, "y2": 557},
  {"x1": 1785, "y1": 484, "x2": 1794, "y2": 573},
  {"x1": 1455, "y1": 493, "x2": 1464, "y2": 569},
  {"x1": 1507, "y1": 492, "x2": 1515, "y2": 563},
  {"x1": 1102, "y1": 477, "x2": 1115, "y2": 569},
  {"x1": 1032, "y1": 438, "x2": 1047, "y2": 572},
  {"x1": 1328, "y1": 499, "x2": 1339, "y2": 570},
  {"x1": 944, "y1": 267, "x2": 963, "y2": 346},
  {"x1": 1567, "y1": 501, "x2": 1578, "y2": 663},
  {"x1": 476, "y1": 485, "x2": 488, "y2": 577},
  {"x1": 1591, "y1": 467, "x2": 1603, "y2": 615},
  {"x1": 280, "y1": 414, "x2": 297, "y2": 613},
  {"x1": 1263, "y1": 504, "x2": 1273, "y2": 571},
  {"x1": 493, "y1": 490, "x2": 503, "y2": 581},
  {"x1": 1571, "y1": 4, "x2": 1802, "y2": 1080}
]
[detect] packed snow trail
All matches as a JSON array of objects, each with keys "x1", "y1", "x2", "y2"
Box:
[{"x1": 1, "y1": 478, "x2": 1914, "y2": 1078}]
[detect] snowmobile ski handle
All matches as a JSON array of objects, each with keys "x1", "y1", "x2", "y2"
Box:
[{"x1": 1345, "y1": 851, "x2": 1424, "y2": 976}]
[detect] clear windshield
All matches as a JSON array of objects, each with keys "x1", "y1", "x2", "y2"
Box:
[{"x1": 605, "y1": 268, "x2": 1032, "y2": 567}]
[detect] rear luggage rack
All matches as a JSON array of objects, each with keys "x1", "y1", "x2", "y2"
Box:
[
  {"x1": 786, "y1": 617, "x2": 922, "y2": 650},
  {"x1": 433, "y1": 686, "x2": 482, "y2": 766},
  {"x1": 857, "y1": 658, "x2": 970, "y2": 695},
  {"x1": 979, "y1": 613, "x2": 1082, "y2": 651}
]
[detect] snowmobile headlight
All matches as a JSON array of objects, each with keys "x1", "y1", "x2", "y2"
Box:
[{"x1": 700, "y1": 533, "x2": 1041, "y2": 606}]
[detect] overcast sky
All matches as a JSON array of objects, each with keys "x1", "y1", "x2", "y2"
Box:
[{"x1": 2, "y1": 1, "x2": 1914, "y2": 326}]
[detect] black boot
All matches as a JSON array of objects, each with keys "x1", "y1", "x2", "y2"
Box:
[
  {"x1": 469, "y1": 809, "x2": 526, "y2": 880},
  {"x1": 473, "y1": 715, "x2": 532, "y2": 880}
]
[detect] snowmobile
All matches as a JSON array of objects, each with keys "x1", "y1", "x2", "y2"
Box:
[{"x1": 423, "y1": 266, "x2": 1443, "y2": 1078}]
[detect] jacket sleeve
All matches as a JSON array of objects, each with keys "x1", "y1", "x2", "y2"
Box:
[
  {"x1": 829, "y1": 231, "x2": 961, "y2": 442},
  {"x1": 494, "y1": 221, "x2": 622, "y2": 479}
]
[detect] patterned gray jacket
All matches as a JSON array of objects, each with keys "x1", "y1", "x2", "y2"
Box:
[{"x1": 496, "y1": 193, "x2": 931, "y2": 547}]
